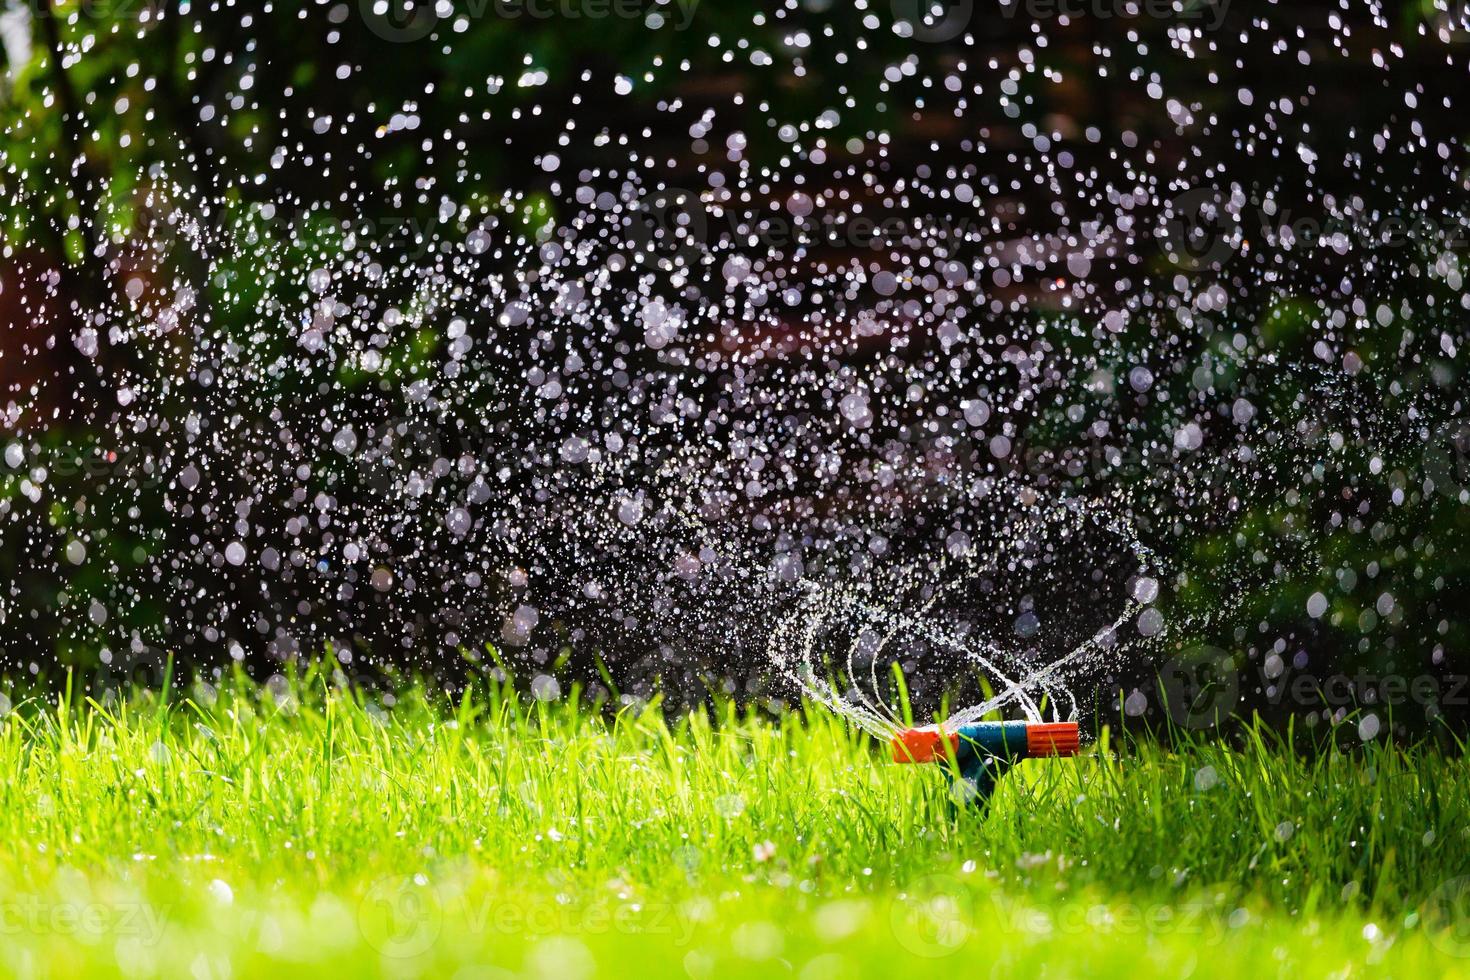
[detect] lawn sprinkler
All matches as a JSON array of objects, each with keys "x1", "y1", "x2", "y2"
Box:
[{"x1": 891, "y1": 721, "x2": 1081, "y2": 806}]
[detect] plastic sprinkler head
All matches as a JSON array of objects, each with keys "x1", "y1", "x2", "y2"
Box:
[{"x1": 890, "y1": 721, "x2": 1081, "y2": 806}]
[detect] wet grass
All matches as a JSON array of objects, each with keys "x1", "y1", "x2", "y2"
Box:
[{"x1": 1, "y1": 668, "x2": 1469, "y2": 978}]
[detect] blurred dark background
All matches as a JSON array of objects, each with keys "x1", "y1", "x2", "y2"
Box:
[{"x1": 0, "y1": 0, "x2": 1467, "y2": 737}]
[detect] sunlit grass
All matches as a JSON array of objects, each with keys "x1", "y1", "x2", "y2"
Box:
[{"x1": 1, "y1": 666, "x2": 1468, "y2": 977}]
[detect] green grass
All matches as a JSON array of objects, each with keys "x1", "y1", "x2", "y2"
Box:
[{"x1": 2, "y1": 668, "x2": 1469, "y2": 978}]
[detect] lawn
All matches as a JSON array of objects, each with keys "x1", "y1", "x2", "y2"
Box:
[{"x1": 1, "y1": 668, "x2": 1468, "y2": 978}]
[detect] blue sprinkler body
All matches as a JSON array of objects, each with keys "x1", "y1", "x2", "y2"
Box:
[{"x1": 890, "y1": 721, "x2": 1081, "y2": 805}]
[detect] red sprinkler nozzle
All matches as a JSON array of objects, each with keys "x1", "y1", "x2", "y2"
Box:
[
  {"x1": 890, "y1": 726, "x2": 958, "y2": 763},
  {"x1": 890, "y1": 720, "x2": 1080, "y2": 805},
  {"x1": 1024, "y1": 721, "x2": 1081, "y2": 757}
]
